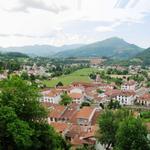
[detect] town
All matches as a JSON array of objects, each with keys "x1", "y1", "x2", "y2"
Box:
[
  {"x1": 0, "y1": 0, "x2": 150, "y2": 149},
  {"x1": 0, "y1": 54, "x2": 150, "y2": 149}
]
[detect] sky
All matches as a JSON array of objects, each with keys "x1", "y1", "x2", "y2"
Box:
[{"x1": 0, "y1": 0, "x2": 150, "y2": 48}]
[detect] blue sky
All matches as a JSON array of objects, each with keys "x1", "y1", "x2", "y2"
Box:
[{"x1": 0, "y1": 0, "x2": 149, "y2": 48}]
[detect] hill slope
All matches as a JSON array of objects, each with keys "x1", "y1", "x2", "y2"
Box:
[
  {"x1": 55, "y1": 37, "x2": 143, "y2": 59},
  {"x1": 0, "y1": 44, "x2": 84, "y2": 57},
  {"x1": 134, "y1": 47, "x2": 150, "y2": 65}
]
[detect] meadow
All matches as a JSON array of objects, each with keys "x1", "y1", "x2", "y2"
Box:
[{"x1": 43, "y1": 68, "x2": 99, "y2": 87}]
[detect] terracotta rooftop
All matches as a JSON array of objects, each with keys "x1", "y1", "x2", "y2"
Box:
[
  {"x1": 50, "y1": 122, "x2": 69, "y2": 133},
  {"x1": 60, "y1": 103, "x2": 79, "y2": 121},
  {"x1": 48, "y1": 104, "x2": 66, "y2": 118},
  {"x1": 45, "y1": 89, "x2": 62, "y2": 97},
  {"x1": 105, "y1": 89, "x2": 121, "y2": 97},
  {"x1": 76, "y1": 107, "x2": 95, "y2": 119},
  {"x1": 139, "y1": 93, "x2": 150, "y2": 101},
  {"x1": 68, "y1": 93, "x2": 83, "y2": 99},
  {"x1": 71, "y1": 81, "x2": 94, "y2": 88},
  {"x1": 123, "y1": 80, "x2": 136, "y2": 86},
  {"x1": 105, "y1": 90, "x2": 135, "y2": 97}
]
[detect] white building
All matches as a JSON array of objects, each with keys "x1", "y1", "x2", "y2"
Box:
[
  {"x1": 41, "y1": 89, "x2": 62, "y2": 104},
  {"x1": 68, "y1": 93, "x2": 85, "y2": 104},
  {"x1": 121, "y1": 80, "x2": 137, "y2": 91},
  {"x1": 69, "y1": 86, "x2": 84, "y2": 94},
  {"x1": 137, "y1": 94, "x2": 150, "y2": 107},
  {"x1": 116, "y1": 91, "x2": 136, "y2": 105}
]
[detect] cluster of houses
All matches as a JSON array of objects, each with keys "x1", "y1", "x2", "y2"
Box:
[
  {"x1": 40, "y1": 79, "x2": 150, "y2": 148},
  {"x1": 22, "y1": 63, "x2": 50, "y2": 77}
]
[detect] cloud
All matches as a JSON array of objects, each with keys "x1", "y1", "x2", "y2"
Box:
[
  {"x1": 2, "y1": 0, "x2": 68, "y2": 14},
  {"x1": 95, "y1": 26, "x2": 114, "y2": 32},
  {"x1": 0, "y1": 34, "x2": 11, "y2": 37},
  {"x1": 0, "y1": 0, "x2": 150, "y2": 47},
  {"x1": 114, "y1": 0, "x2": 130, "y2": 8},
  {"x1": 95, "y1": 22, "x2": 121, "y2": 32},
  {"x1": 129, "y1": 0, "x2": 141, "y2": 8}
]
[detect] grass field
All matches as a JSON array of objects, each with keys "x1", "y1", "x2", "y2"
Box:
[{"x1": 43, "y1": 68, "x2": 99, "y2": 87}]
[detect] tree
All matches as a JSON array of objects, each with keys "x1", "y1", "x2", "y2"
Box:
[
  {"x1": 0, "y1": 106, "x2": 33, "y2": 149},
  {"x1": 97, "y1": 109, "x2": 130, "y2": 149},
  {"x1": 97, "y1": 89, "x2": 104, "y2": 94},
  {"x1": 56, "y1": 81, "x2": 63, "y2": 87},
  {"x1": 60, "y1": 93, "x2": 72, "y2": 106},
  {"x1": 81, "y1": 102, "x2": 90, "y2": 108},
  {"x1": 21, "y1": 71, "x2": 29, "y2": 80},
  {"x1": 0, "y1": 76, "x2": 69, "y2": 150},
  {"x1": 115, "y1": 117, "x2": 150, "y2": 150},
  {"x1": 107, "y1": 100, "x2": 121, "y2": 109}
]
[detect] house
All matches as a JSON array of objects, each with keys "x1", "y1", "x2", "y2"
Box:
[
  {"x1": 60, "y1": 103, "x2": 79, "y2": 122},
  {"x1": 105, "y1": 89, "x2": 121, "y2": 99},
  {"x1": 137, "y1": 94, "x2": 150, "y2": 106},
  {"x1": 75, "y1": 107, "x2": 96, "y2": 126},
  {"x1": 116, "y1": 91, "x2": 136, "y2": 105},
  {"x1": 105, "y1": 90, "x2": 136, "y2": 105},
  {"x1": 65, "y1": 125, "x2": 97, "y2": 149},
  {"x1": 46, "y1": 103, "x2": 66, "y2": 123},
  {"x1": 41, "y1": 89, "x2": 62, "y2": 104},
  {"x1": 121, "y1": 80, "x2": 137, "y2": 91},
  {"x1": 50, "y1": 122, "x2": 69, "y2": 136},
  {"x1": 68, "y1": 93, "x2": 85, "y2": 104},
  {"x1": 69, "y1": 86, "x2": 85, "y2": 94},
  {"x1": 95, "y1": 83, "x2": 115, "y2": 91},
  {"x1": 71, "y1": 81, "x2": 94, "y2": 89}
]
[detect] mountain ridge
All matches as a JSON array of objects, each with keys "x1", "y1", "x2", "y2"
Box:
[
  {"x1": 55, "y1": 37, "x2": 144, "y2": 59},
  {"x1": 0, "y1": 37, "x2": 144, "y2": 59}
]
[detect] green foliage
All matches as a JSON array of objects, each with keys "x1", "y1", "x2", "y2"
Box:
[
  {"x1": 89, "y1": 73, "x2": 96, "y2": 80},
  {"x1": 21, "y1": 71, "x2": 29, "y2": 80},
  {"x1": 43, "y1": 68, "x2": 97, "y2": 87},
  {"x1": 129, "y1": 74, "x2": 144, "y2": 83},
  {"x1": 98, "y1": 109, "x2": 150, "y2": 150},
  {"x1": 0, "y1": 76, "x2": 69, "y2": 150},
  {"x1": 0, "y1": 106, "x2": 33, "y2": 149},
  {"x1": 97, "y1": 89, "x2": 104, "y2": 94},
  {"x1": 56, "y1": 81, "x2": 63, "y2": 87},
  {"x1": 97, "y1": 109, "x2": 132, "y2": 149},
  {"x1": 115, "y1": 117, "x2": 150, "y2": 150},
  {"x1": 146, "y1": 82, "x2": 150, "y2": 87},
  {"x1": 135, "y1": 47, "x2": 150, "y2": 66},
  {"x1": 60, "y1": 93, "x2": 72, "y2": 106},
  {"x1": 99, "y1": 71, "x2": 123, "y2": 86},
  {"x1": 107, "y1": 68, "x2": 128, "y2": 75},
  {"x1": 107, "y1": 100, "x2": 121, "y2": 109},
  {"x1": 81, "y1": 102, "x2": 91, "y2": 108},
  {"x1": 140, "y1": 111, "x2": 150, "y2": 119}
]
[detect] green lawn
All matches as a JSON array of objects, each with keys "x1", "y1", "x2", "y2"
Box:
[{"x1": 43, "y1": 68, "x2": 99, "y2": 87}]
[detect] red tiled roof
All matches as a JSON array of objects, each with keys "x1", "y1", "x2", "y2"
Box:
[
  {"x1": 68, "y1": 93, "x2": 83, "y2": 99},
  {"x1": 60, "y1": 103, "x2": 79, "y2": 120},
  {"x1": 48, "y1": 104, "x2": 66, "y2": 118},
  {"x1": 105, "y1": 89, "x2": 121, "y2": 97},
  {"x1": 50, "y1": 122, "x2": 69, "y2": 133},
  {"x1": 46, "y1": 89, "x2": 62, "y2": 97},
  {"x1": 105, "y1": 90, "x2": 135, "y2": 97},
  {"x1": 139, "y1": 93, "x2": 150, "y2": 101},
  {"x1": 123, "y1": 80, "x2": 136, "y2": 86},
  {"x1": 76, "y1": 107, "x2": 95, "y2": 119}
]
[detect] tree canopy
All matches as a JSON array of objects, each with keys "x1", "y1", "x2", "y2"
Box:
[
  {"x1": 0, "y1": 76, "x2": 69, "y2": 150},
  {"x1": 97, "y1": 109, "x2": 150, "y2": 150}
]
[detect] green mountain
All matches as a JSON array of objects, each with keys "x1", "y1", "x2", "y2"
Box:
[
  {"x1": 0, "y1": 52, "x2": 29, "y2": 58},
  {"x1": 0, "y1": 44, "x2": 84, "y2": 57},
  {"x1": 133, "y1": 47, "x2": 150, "y2": 65},
  {"x1": 55, "y1": 37, "x2": 143, "y2": 59}
]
